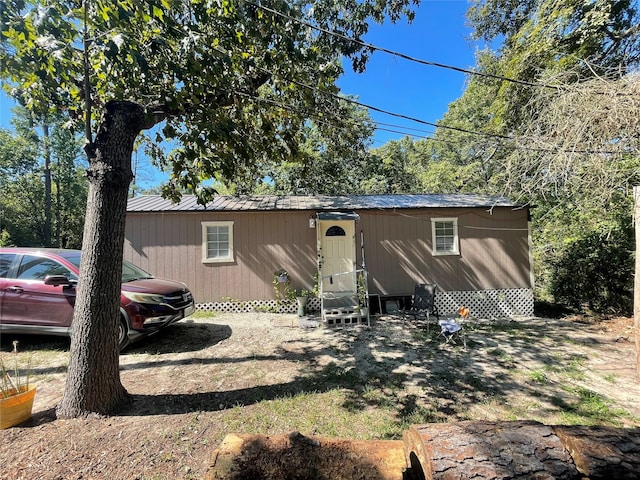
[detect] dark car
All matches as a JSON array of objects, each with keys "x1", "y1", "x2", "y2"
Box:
[{"x1": 0, "y1": 248, "x2": 195, "y2": 350}]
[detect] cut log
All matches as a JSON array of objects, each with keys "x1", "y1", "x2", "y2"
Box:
[
  {"x1": 205, "y1": 431, "x2": 406, "y2": 480},
  {"x1": 403, "y1": 421, "x2": 579, "y2": 479},
  {"x1": 553, "y1": 425, "x2": 640, "y2": 479},
  {"x1": 205, "y1": 423, "x2": 640, "y2": 480}
]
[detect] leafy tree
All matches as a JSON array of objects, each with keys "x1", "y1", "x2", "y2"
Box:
[
  {"x1": 467, "y1": 0, "x2": 537, "y2": 41},
  {"x1": 265, "y1": 100, "x2": 375, "y2": 194},
  {"x1": 361, "y1": 134, "x2": 488, "y2": 195},
  {"x1": 0, "y1": 128, "x2": 37, "y2": 182},
  {"x1": 0, "y1": 229, "x2": 11, "y2": 246},
  {"x1": 363, "y1": 136, "x2": 425, "y2": 193},
  {"x1": 468, "y1": 0, "x2": 640, "y2": 130},
  {"x1": 427, "y1": 51, "x2": 509, "y2": 194},
  {"x1": 549, "y1": 217, "x2": 634, "y2": 314},
  {"x1": 0, "y1": 113, "x2": 87, "y2": 248},
  {"x1": 1, "y1": 173, "x2": 45, "y2": 246},
  {"x1": 50, "y1": 124, "x2": 88, "y2": 248},
  {"x1": 1, "y1": 0, "x2": 419, "y2": 416},
  {"x1": 509, "y1": 72, "x2": 640, "y2": 308},
  {"x1": 12, "y1": 108, "x2": 88, "y2": 247},
  {"x1": 0, "y1": 127, "x2": 43, "y2": 246},
  {"x1": 510, "y1": 71, "x2": 640, "y2": 374},
  {"x1": 450, "y1": 1, "x2": 640, "y2": 372}
]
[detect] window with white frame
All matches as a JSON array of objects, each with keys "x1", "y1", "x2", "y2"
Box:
[
  {"x1": 202, "y1": 221, "x2": 234, "y2": 263},
  {"x1": 431, "y1": 217, "x2": 459, "y2": 256}
]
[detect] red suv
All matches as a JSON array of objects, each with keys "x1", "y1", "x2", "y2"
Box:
[{"x1": 0, "y1": 248, "x2": 195, "y2": 350}]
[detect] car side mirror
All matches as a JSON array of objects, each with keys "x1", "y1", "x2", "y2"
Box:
[{"x1": 44, "y1": 275, "x2": 76, "y2": 287}]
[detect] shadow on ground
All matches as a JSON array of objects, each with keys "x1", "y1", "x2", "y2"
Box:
[{"x1": 116, "y1": 315, "x2": 636, "y2": 430}]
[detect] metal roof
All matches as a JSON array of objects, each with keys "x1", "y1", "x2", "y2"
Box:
[{"x1": 126, "y1": 194, "x2": 523, "y2": 213}]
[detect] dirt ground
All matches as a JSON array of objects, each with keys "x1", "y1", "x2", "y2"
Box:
[{"x1": 0, "y1": 312, "x2": 638, "y2": 480}]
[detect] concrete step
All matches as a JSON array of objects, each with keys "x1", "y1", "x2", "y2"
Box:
[{"x1": 322, "y1": 307, "x2": 369, "y2": 327}]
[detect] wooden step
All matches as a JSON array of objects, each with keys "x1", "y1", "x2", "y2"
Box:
[{"x1": 322, "y1": 295, "x2": 359, "y2": 309}]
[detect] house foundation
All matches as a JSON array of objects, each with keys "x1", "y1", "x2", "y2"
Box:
[{"x1": 194, "y1": 288, "x2": 534, "y2": 319}]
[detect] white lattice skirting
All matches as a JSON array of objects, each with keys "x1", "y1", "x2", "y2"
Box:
[
  {"x1": 197, "y1": 298, "x2": 322, "y2": 315},
  {"x1": 196, "y1": 288, "x2": 533, "y2": 319},
  {"x1": 435, "y1": 288, "x2": 534, "y2": 318}
]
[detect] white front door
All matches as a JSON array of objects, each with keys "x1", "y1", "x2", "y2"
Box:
[{"x1": 318, "y1": 220, "x2": 356, "y2": 294}]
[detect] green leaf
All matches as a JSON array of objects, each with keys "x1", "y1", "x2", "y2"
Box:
[{"x1": 152, "y1": 5, "x2": 164, "y2": 20}]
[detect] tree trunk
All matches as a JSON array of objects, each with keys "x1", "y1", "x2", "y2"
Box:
[
  {"x1": 42, "y1": 122, "x2": 52, "y2": 247},
  {"x1": 55, "y1": 172, "x2": 61, "y2": 248},
  {"x1": 56, "y1": 101, "x2": 148, "y2": 417},
  {"x1": 635, "y1": 187, "x2": 640, "y2": 381}
]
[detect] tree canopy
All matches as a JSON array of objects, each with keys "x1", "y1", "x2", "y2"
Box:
[{"x1": 2, "y1": 0, "x2": 419, "y2": 200}]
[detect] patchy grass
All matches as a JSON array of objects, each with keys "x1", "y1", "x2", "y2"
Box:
[
  {"x1": 528, "y1": 370, "x2": 548, "y2": 384},
  {"x1": 544, "y1": 354, "x2": 587, "y2": 381},
  {"x1": 555, "y1": 387, "x2": 632, "y2": 426}
]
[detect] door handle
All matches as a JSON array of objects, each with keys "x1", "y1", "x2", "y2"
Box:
[{"x1": 6, "y1": 286, "x2": 24, "y2": 293}]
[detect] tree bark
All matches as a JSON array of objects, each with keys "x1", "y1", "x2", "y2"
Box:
[
  {"x1": 403, "y1": 421, "x2": 579, "y2": 479},
  {"x1": 635, "y1": 187, "x2": 640, "y2": 381},
  {"x1": 56, "y1": 101, "x2": 149, "y2": 417}
]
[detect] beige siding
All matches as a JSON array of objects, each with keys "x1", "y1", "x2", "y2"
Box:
[
  {"x1": 124, "y1": 207, "x2": 531, "y2": 303},
  {"x1": 124, "y1": 211, "x2": 318, "y2": 303},
  {"x1": 358, "y1": 208, "x2": 530, "y2": 295}
]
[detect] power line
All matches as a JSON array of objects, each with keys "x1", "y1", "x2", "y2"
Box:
[
  {"x1": 257, "y1": 68, "x2": 629, "y2": 154},
  {"x1": 249, "y1": 1, "x2": 561, "y2": 91},
  {"x1": 223, "y1": 51, "x2": 507, "y2": 141},
  {"x1": 225, "y1": 86, "x2": 629, "y2": 156},
  {"x1": 190, "y1": 18, "x2": 630, "y2": 150},
  {"x1": 199, "y1": 39, "x2": 631, "y2": 156},
  {"x1": 341, "y1": 93, "x2": 512, "y2": 139},
  {"x1": 219, "y1": 86, "x2": 485, "y2": 146},
  {"x1": 250, "y1": 63, "x2": 512, "y2": 140},
  {"x1": 374, "y1": 121, "x2": 434, "y2": 135}
]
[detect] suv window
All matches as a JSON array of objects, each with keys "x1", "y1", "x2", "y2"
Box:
[
  {"x1": 0, "y1": 253, "x2": 16, "y2": 278},
  {"x1": 16, "y1": 255, "x2": 77, "y2": 281}
]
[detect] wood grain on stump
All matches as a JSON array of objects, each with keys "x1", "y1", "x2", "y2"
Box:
[{"x1": 205, "y1": 431, "x2": 406, "y2": 480}]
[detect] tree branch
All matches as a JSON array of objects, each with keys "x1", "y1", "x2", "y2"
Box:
[{"x1": 142, "y1": 71, "x2": 272, "y2": 130}]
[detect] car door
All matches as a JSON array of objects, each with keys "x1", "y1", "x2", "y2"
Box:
[{"x1": 0, "y1": 253, "x2": 77, "y2": 328}]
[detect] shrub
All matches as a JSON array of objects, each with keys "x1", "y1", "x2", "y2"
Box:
[{"x1": 549, "y1": 224, "x2": 633, "y2": 315}]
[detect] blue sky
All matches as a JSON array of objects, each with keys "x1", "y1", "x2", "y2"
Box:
[
  {"x1": 0, "y1": 0, "x2": 479, "y2": 185},
  {"x1": 338, "y1": 0, "x2": 477, "y2": 146}
]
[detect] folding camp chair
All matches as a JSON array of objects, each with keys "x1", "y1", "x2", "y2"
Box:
[
  {"x1": 438, "y1": 319, "x2": 465, "y2": 347},
  {"x1": 438, "y1": 306, "x2": 470, "y2": 347},
  {"x1": 401, "y1": 283, "x2": 439, "y2": 333}
]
